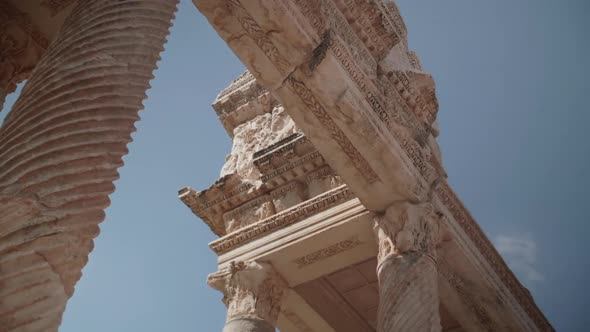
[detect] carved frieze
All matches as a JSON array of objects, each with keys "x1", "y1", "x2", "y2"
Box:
[
  {"x1": 194, "y1": 0, "x2": 553, "y2": 330},
  {"x1": 293, "y1": 236, "x2": 362, "y2": 268},
  {"x1": 270, "y1": 181, "x2": 306, "y2": 213},
  {"x1": 209, "y1": 185, "x2": 354, "y2": 255}
]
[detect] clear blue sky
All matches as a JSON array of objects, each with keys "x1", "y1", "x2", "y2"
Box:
[{"x1": 2, "y1": 0, "x2": 589, "y2": 331}]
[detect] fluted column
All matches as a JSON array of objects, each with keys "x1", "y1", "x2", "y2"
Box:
[
  {"x1": 208, "y1": 261, "x2": 287, "y2": 332},
  {"x1": 0, "y1": 1, "x2": 178, "y2": 331},
  {"x1": 374, "y1": 202, "x2": 442, "y2": 332}
]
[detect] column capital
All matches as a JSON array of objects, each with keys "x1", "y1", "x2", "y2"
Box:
[
  {"x1": 374, "y1": 201, "x2": 443, "y2": 265},
  {"x1": 0, "y1": 2, "x2": 48, "y2": 111},
  {"x1": 208, "y1": 261, "x2": 287, "y2": 326}
]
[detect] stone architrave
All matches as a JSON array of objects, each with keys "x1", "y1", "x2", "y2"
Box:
[
  {"x1": 0, "y1": 0, "x2": 178, "y2": 330},
  {"x1": 208, "y1": 261, "x2": 288, "y2": 332},
  {"x1": 373, "y1": 202, "x2": 442, "y2": 332}
]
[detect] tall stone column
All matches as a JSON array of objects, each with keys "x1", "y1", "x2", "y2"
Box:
[
  {"x1": 208, "y1": 261, "x2": 287, "y2": 332},
  {"x1": 0, "y1": 1, "x2": 178, "y2": 331},
  {"x1": 374, "y1": 202, "x2": 442, "y2": 332}
]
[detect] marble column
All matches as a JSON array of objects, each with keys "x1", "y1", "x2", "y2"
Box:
[
  {"x1": 208, "y1": 261, "x2": 287, "y2": 332},
  {"x1": 0, "y1": 0, "x2": 178, "y2": 331},
  {"x1": 374, "y1": 202, "x2": 442, "y2": 332}
]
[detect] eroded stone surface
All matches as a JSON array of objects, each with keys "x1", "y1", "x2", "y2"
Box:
[
  {"x1": 221, "y1": 105, "x2": 298, "y2": 184},
  {"x1": 0, "y1": 0, "x2": 178, "y2": 330},
  {"x1": 209, "y1": 261, "x2": 287, "y2": 329},
  {"x1": 194, "y1": 0, "x2": 553, "y2": 331},
  {"x1": 180, "y1": 71, "x2": 344, "y2": 236}
]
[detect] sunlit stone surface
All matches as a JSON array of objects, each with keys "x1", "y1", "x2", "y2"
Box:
[{"x1": 0, "y1": 0, "x2": 552, "y2": 331}]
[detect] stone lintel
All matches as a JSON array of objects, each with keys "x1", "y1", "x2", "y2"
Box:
[{"x1": 195, "y1": 0, "x2": 553, "y2": 330}]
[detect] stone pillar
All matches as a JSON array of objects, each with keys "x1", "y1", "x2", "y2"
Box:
[
  {"x1": 208, "y1": 261, "x2": 287, "y2": 332},
  {"x1": 374, "y1": 202, "x2": 442, "y2": 332},
  {"x1": 0, "y1": 1, "x2": 178, "y2": 331}
]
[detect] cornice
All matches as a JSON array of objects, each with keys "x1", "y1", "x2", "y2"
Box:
[{"x1": 209, "y1": 185, "x2": 354, "y2": 255}]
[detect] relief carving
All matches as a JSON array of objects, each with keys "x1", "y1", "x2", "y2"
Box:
[
  {"x1": 0, "y1": 2, "x2": 48, "y2": 109},
  {"x1": 209, "y1": 185, "x2": 355, "y2": 255},
  {"x1": 374, "y1": 202, "x2": 442, "y2": 265},
  {"x1": 208, "y1": 261, "x2": 287, "y2": 325},
  {"x1": 293, "y1": 236, "x2": 362, "y2": 268}
]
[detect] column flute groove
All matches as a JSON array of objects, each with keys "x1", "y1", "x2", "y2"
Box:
[
  {"x1": 0, "y1": 1, "x2": 178, "y2": 331},
  {"x1": 374, "y1": 202, "x2": 442, "y2": 332}
]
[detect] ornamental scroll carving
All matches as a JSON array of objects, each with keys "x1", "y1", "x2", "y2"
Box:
[
  {"x1": 374, "y1": 202, "x2": 442, "y2": 265},
  {"x1": 208, "y1": 261, "x2": 288, "y2": 325},
  {"x1": 0, "y1": 2, "x2": 48, "y2": 108},
  {"x1": 293, "y1": 236, "x2": 362, "y2": 268}
]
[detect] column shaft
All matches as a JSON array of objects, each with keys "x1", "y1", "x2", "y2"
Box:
[
  {"x1": 374, "y1": 203, "x2": 442, "y2": 332},
  {"x1": 223, "y1": 318, "x2": 275, "y2": 332},
  {"x1": 209, "y1": 261, "x2": 286, "y2": 332},
  {"x1": 0, "y1": 1, "x2": 178, "y2": 330},
  {"x1": 377, "y1": 252, "x2": 440, "y2": 332}
]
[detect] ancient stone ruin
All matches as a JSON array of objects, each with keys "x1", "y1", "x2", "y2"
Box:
[{"x1": 0, "y1": 0, "x2": 553, "y2": 331}]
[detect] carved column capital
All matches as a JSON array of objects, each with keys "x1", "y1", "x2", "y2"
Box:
[
  {"x1": 373, "y1": 202, "x2": 443, "y2": 331},
  {"x1": 373, "y1": 202, "x2": 442, "y2": 267},
  {"x1": 208, "y1": 261, "x2": 287, "y2": 326},
  {"x1": 0, "y1": 2, "x2": 48, "y2": 111}
]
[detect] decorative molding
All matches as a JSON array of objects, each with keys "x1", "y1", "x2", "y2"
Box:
[
  {"x1": 226, "y1": 0, "x2": 291, "y2": 74},
  {"x1": 436, "y1": 181, "x2": 553, "y2": 331},
  {"x1": 287, "y1": 76, "x2": 380, "y2": 184},
  {"x1": 209, "y1": 185, "x2": 354, "y2": 255},
  {"x1": 224, "y1": 0, "x2": 381, "y2": 185},
  {"x1": 208, "y1": 261, "x2": 287, "y2": 325},
  {"x1": 293, "y1": 236, "x2": 362, "y2": 268},
  {"x1": 197, "y1": 1, "x2": 552, "y2": 329}
]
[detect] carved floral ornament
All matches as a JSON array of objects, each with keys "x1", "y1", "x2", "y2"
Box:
[
  {"x1": 373, "y1": 201, "x2": 442, "y2": 264},
  {"x1": 0, "y1": 2, "x2": 48, "y2": 99},
  {"x1": 208, "y1": 261, "x2": 288, "y2": 325}
]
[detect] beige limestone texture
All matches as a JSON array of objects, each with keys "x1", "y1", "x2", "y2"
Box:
[
  {"x1": 221, "y1": 105, "x2": 298, "y2": 184},
  {"x1": 0, "y1": 0, "x2": 178, "y2": 330},
  {"x1": 194, "y1": 0, "x2": 553, "y2": 330},
  {"x1": 374, "y1": 203, "x2": 443, "y2": 331},
  {"x1": 209, "y1": 261, "x2": 287, "y2": 329},
  {"x1": 0, "y1": 1, "x2": 48, "y2": 112}
]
